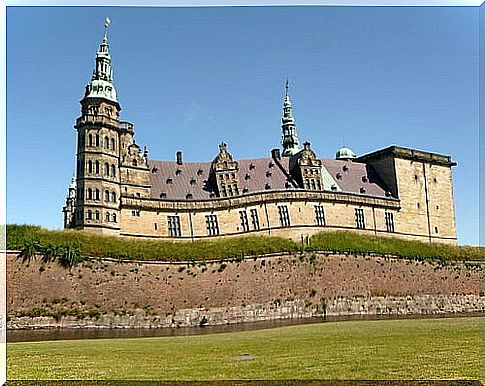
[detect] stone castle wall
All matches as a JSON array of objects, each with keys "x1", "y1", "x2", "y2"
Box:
[{"x1": 7, "y1": 251, "x2": 482, "y2": 329}]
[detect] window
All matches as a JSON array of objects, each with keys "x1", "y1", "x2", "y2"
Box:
[
  {"x1": 111, "y1": 138, "x2": 115, "y2": 150},
  {"x1": 205, "y1": 215, "x2": 219, "y2": 236},
  {"x1": 95, "y1": 210, "x2": 100, "y2": 221},
  {"x1": 278, "y1": 205, "x2": 290, "y2": 227},
  {"x1": 95, "y1": 189, "x2": 100, "y2": 201},
  {"x1": 239, "y1": 210, "x2": 249, "y2": 232},
  {"x1": 105, "y1": 212, "x2": 110, "y2": 221},
  {"x1": 87, "y1": 160, "x2": 93, "y2": 173},
  {"x1": 355, "y1": 208, "x2": 365, "y2": 229},
  {"x1": 111, "y1": 164, "x2": 116, "y2": 177},
  {"x1": 250, "y1": 209, "x2": 260, "y2": 230},
  {"x1": 104, "y1": 136, "x2": 109, "y2": 149},
  {"x1": 88, "y1": 134, "x2": 93, "y2": 147},
  {"x1": 87, "y1": 188, "x2": 93, "y2": 200},
  {"x1": 95, "y1": 161, "x2": 100, "y2": 174},
  {"x1": 111, "y1": 192, "x2": 116, "y2": 202},
  {"x1": 87, "y1": 210, "x2": 93, "y2": 220},
  {"x1": 385, "y1": 212, "x2": 395, "y2": 233},
  {"x1": 112, "y1": 213, "x2": 117, "y2": 222},
  {"x1": 105, "y1": 163, "x2": 110, "y2": 176},
  {"x1": 95, "y1": 134, "x2": 100, "y2": 147},
  {"x1": 131, "y1": 210, "x2": 140, "y2": 217},
  {"x1": 168, "y1": 215, "x2": 182, "y2": 237},
  {"x1": 105, "y1": 190, "x2": 110, "y2": 202},
  {"x1": 315, "y1": 205, "x2": 326, "y2": 226}
]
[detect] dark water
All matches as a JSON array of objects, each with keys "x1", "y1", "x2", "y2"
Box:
[{"x1": 7, "y1": 312, "x2": 481, "y2": 343}]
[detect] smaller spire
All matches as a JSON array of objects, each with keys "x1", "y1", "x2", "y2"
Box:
[{"x1": 280, "y1": 80, "x2": 301, "y2": 157}]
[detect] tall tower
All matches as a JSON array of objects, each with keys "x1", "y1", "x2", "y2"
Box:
[
  {"x1": 281, "y1": 80, "x2": 302, "y2": 157},
  {"x1": 71, "y1": 18, "x2": 122, "y2": 235}
]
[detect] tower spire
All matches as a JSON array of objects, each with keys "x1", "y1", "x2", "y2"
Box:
[
  {"x1": 281, "y1": 80, "x2": 302, "y2": 157},
  {"x1": 83, "y1": 17, "x2": 117, "y2": 103}
]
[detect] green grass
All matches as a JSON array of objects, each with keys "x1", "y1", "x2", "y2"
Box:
[
  {"x1": 7, "y1": 317, "x2": 481, "y2": 380},
  {"x1": 7, "y1": 224, "x2": 483, "y2": 263}
]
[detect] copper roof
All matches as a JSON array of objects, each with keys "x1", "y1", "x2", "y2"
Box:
[{"x1": 148, "y1": 156, "x2": 390, "y2": 201}]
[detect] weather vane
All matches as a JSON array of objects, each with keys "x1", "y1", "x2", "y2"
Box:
[{"x1": 104, "y1": 17, "x2": 111, "y2": 28}]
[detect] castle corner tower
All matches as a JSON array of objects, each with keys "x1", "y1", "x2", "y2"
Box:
[
  {"x1": 281, "y1": 80, "x2": 302, "y2": 157},
  {"x1": 70, "y1": 18, "x2": 122, "y2": 235}
]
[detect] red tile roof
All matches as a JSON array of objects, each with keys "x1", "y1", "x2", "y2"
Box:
[{"x1": 148, "y1": 156, "x2": 390, "y2": 201}]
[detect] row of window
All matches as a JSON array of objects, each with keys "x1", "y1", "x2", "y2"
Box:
[
  {"x1": 155, "y1": 206, "x2": 395, "y2": 238},
  {"x1": 84, "y1": 188, "x2": 117, "y2": 203},
  {"x1": 82, "y1": 134, "x2": 117, "y2": 150},
  {"x1": 85, "y1": 210, "x2": 117, "y2": 222},
  {"x1": 85, "y1": 160, "x2": 117, "y2": 177}
]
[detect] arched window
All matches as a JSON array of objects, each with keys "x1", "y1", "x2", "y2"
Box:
[
  {"x1": 111, "y1": 164, "x2": 116, "y2": 177},
  {"x1": 104, "y1": 162, "x2": 110, "y2": 176},
  {"x1": 87, "y1": 188, "x2": 92, "y2": 200},
  {"x1": 105, "y1": 190, "x2": 110, "y2": 202},
  {"x1": 104, "y1": 136, "x2": 109, "y2": 149},
  {"x1": 95, "y1": 188, "x2": 100, "y2": 201},
  {"x1": 95, "y1": 210, "x2": 100, "y2": 221},
  {"x1": 95, "y1": 134, "x2": 100, "y2": 147},
  {"x1": 111, "y1": 192, "x2": 116, "y2": 202},
  {"x1": 111, "y1": 138, "x2": 115, "y2": 150},
  {"x1": 95, "y1": 161, "x2": 100, "y2": 174},
  {"x1": 106, "y1": 212, "x2": 110, "y2": 221},
  {"x1": 112, "y1": 213, "x2": 117, "y2": 222},
  {"x1": 88, "y1": 134, "x2": 93, "y2": 147},
  {"x1": 132, "y1": 159, "x2": 138, "y2": 166},
  {"x1": 87, "y1": 160, "x2": 92, "y2": 173},
  {"x1": 87, "y1": 210, "x2": 92, "y2": 220},
  {"x1": 311, "y1": 180, "x2": 316, "y2": 190}
]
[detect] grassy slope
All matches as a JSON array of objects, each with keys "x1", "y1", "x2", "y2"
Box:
[
  {"x1": 7, "y1": 317, "x2": 480, "y2": 380},
  {"x1": 7, "y1": 224, "x2": 483, "y2": 262}
]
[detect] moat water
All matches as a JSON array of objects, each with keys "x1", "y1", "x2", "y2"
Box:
[{"x1": 7, "y1": 312, "x2": 481, "y2": 343}]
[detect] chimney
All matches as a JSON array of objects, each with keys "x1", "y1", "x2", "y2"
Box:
[
  {"x1": 271, "y1": 148, "x2": 281, "y2": 160},
  {"x1": 176, "y1": 151, "x2": 183, "y2": 165}
]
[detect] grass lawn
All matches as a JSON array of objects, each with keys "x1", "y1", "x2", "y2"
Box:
[{"x1": 7, "y1": 317, "x2": 481, "y2": 380}]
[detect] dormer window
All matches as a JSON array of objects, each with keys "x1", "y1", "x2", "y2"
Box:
[
  {"x1": 186, "y1": 193, "x2": 193, "y2": 200},
  {"x1": 336, "y1": 172, "x2": 342, "y2": 180},
  {"x1": 362, "y1": 176, "x2": 368, "y2": 183},
  {"x1": 160, "y1": 192, "x2": 167, "y2": 198},
  {"x1": 343, "y1": 165, "x2": 349, "y2": 172},
  {"x1": 166, "y1": 178, "x2": 173, "y2": 184},
  {"x1": 249, "y1": 163, "x2": 255, "y2": 170},
  {"x1": 175, "y1": 169, "x2": 182, "y2": 176},
  {"x1": 266, "y1": 171, "x2": 272, "y2": 178},
  {"x1": 190, "y1": 178, "x2": 196, "y2": 185},
  {"x1": 197, "y1": 169, "x2": 203, "y2": 176}
]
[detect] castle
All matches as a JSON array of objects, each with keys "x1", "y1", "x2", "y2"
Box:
[{"x1": 63, "y1": 22, "x2": 457, "y2": 245}]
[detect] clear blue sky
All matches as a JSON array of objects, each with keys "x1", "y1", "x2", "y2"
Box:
[{"x1": 7, "y1": 6, "x2": 479, "y2": 245}]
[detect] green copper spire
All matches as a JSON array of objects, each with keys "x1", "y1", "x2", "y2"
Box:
[
  {"x1": 281, "y1": 80, "x2": 302, "y2": 157},
  {"x1": 84, "y1": 18, "x2": 117, "y2": 103}
]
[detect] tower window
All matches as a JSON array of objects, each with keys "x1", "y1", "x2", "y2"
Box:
[
  {"x1": 385, "y1": 212, "x2": 395, "y2": 233},
  {"x1": 315, "y1": 205, "x2": 326, "y2": 226},
  {"x1": 105, "y1": 163, "x2": 110, "y2": 176},
  {"x1": 87, "y1": 188, "x2": 93, "y2": 200},
  {"x1": 205, "y1": 214, "x2": 219, "y2": 236},
  {"x1": 355, "y1": 208, "x2": 365, "y2": 229},
  {"x1": 435, "y1": 226, "x2": 439, "y2": 234},
  {"x1": 106, "y1": 212, "x2": 110, "y2": 221},
  {"x1": 112, "y1": 213, "x2": 117, "y2": 223},
  {"x1": 104, "y1": 136, "x2": 109, "y2": 149},
  {"x1": 95, "y1": 135, "x2": 100, "y2": 147},
  {"x1": 105, "y1": 190, "x2": 110, "y2": 202},
  {"x1": 111, "y1": 164, "x2": 116, "y2": 177},
  {"x1": 86, "y1": 210, "x2": 93, "y2": 220},
  {"x1": 95, "y1": 210, "x2": 100, "y2": 221},
  {"x1": 168, "y1": 215, "x2": 182, "y2": 237},
  {"x1": 111, "y1": 138, "x2": 115, "y2": 150},
  {"x1": 111, "y1": 192, "x2": 116, "y2": 202},
  {"x1": 95, "y1": 161, "x2": 100, "y2": 174},
  {"x1": 239, "y1": 210, "x2": 249, "y2": 232},
  {"x1": 95, "y1": 189, "x2": 100, "y2": 201},
  {"x1": 88, "y1": 160, "x2": 93, "y2": 174},
  {"x1": 88, "y1": 134, "x2": 93, "y2": 147},
  {"x1": 278, "y1": 205, "x2": 290, "y2": 227},
  {"x1": 250, "y1": 208, "x2": 260, "y2": 230}
]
